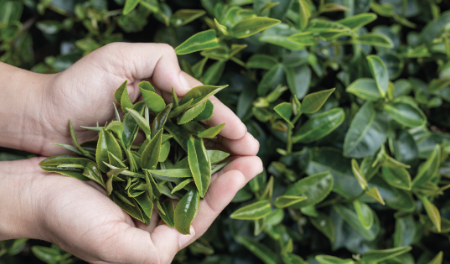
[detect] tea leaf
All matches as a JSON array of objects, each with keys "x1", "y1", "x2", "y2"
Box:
[
  {"x1": 193, "y1": 99, "x2": 214, "y2": 121},
  {"x1": 187, "y1": 136, "x2": 211, "y2": 197},
  {"x1": 175, "y1": 29, "x2": 220, "y2": 55},
  {"x1": 301, "y1": 88, "x2": 335, "y2": 114},
  {"x1": 346, "y1": 78, "x2": 382, "y2": 101},
  {"x1": 179, "y1": 85, "x2": 228, "y2": 106},
  {"x1": 229, "y1": 17, "x2": 280, "y2": 38},
  {"x1": 337, "y1": 13, "x2": 377, "y2": 29},
  {"x1": 174, "y1": 188, "x2": 200, "y2": 234},
  {"x1": 230, "y1": 200, "x2": 272, "y2": 220},
  {"x1": 158, "y1": 200, "x2": 175, "y2": 227},
  {"x1": 293, "y1": 108, "x2": 345, "y2": 143},
  {"x1": 274, "y1": 196, "x2": 307, "y2": 208},
  {"x1": 197, "y1": 123, "x2": 225, "y2": 139},
  {"x1": 367, "y1": 55, "x2": 389, "y2": 97},
  {"x1": 282, "y1": 172, "x2": 333, "y2": 208},
  {"x1": 353, "y1": 201, "x2": 374, "y2": 230},
  {"x1": 123, "y1": 0, "x2": 140, "y2": 15},
  {"x1": 141, "y1": 129, "x2": 163, "y2": 170},
  {"x1": 381, "y1": 166, "x2": 412, "y2": 190},
  {"x1": 412, "y1": 145, "x2": 440, "y2": 187},
  {"x1": 178, "y1": 100, "x2": 207, "y2": 125},
  {"x1": 383, "y1": 102, "x2": 426, "y2": 127},
  {"x1": 343, "y1": 102, "x2": 388, "y2": 158},
  {"x1": 420, "y1": 196, "x2": 441, "y2": 232},
  {"x1": 362, "y1": 247, "x2": 412, "y2": 264},
  {"x1": 96, "y1": 129, "x2": 123, "y2": 173},
  {"x1": 310, "y1": 213, "x2": 335, "y2": 242}
]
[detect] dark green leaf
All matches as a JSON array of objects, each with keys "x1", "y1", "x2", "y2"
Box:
[
  {"x1": 283, "y1": 172, "x2": 333, "y2": 208},
  {"x1": 293, "y1": 108, "x2": 345, "y2": 143},
  {"x1": 344, "y1": 102, "x2": 388, "y2": 158}
]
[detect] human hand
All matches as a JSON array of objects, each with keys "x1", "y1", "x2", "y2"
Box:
[
  {"x1": 0, "y1": 152, "x2": 262, "y2": 263},
  {"x1": 0, "y1": 42, "x2": 262, "y2": 263},
  {"x1": 6, "y1": 43, "x2": 246, "y2": 157}
]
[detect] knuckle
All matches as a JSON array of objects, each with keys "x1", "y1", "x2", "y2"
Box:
[{"x1": 157, "y1": 43, "x2": 176, "y2": 55}]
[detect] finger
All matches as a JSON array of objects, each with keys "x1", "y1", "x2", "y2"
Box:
[
  {"x1": 189, "y1": 170, "x2": 247, "y2": 241},
  {"x1": 182, "y1": 73, "x2": 247, "y2": 140},
  {"x1": 210, "y1": 156, "x2": 263, "y2": 185},
  {"x1": 95, "y1": 43, "x2": 191, "y2": 97},
  {"x1": 151, "y1": 224, "x2": 196, "y2": 263},
  {"x1": 221, "y1": 132, "x2": 260, "y2": 156}
]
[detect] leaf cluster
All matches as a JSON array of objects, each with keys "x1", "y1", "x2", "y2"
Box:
[{"x1": 40, "y1": 81, "x2": 230, "y2": 235}]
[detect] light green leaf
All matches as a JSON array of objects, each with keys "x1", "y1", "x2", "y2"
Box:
[
  {"x1": 175, "y1": 30, "x2": 220, "y2": 55},
  {"x1": 316, "y1": 255, "x2": 354, "y2": 264},
  {"x1": 298, "y1": 0, "x2": 311, "y2": 30},
  {"x1": 229, "y1": 17, "x2": 280, "y2": 38},
  {"x1": 337, "y1": 13, "x2": 377, "y2": 29},
  {"x1": 187, "y1": 136, "x2": 211, "y2": 198},
  {"x1": 412, "y1": 145, "x2": 440, "y2": 187},
  {"x1": 428, "y1": 251, "x2": 443, "y2": 264},
  {"x1": 274, "y1": 102, "x2": 293, "y2": 127},
  {"x1": 362, "y1": 247, "x2": 412, "y2": 264},
  {"x1": 353, "y1": 200, "x2": 374, "y2": 230},
  {"x1": 274, "y1": 195, "x2": 307, "y2": 208},
  {"x1": 198, "y1": 123, "x2": 225, "y2": 139},
  {"x1": 367, "y1": 55, "x2": 389, "y2": 97},
  {"x1": 230, "y1": 200, "x2": 272, "y2": 220},
  {"x1": 354, "y1": 33, "x2": 394, "y2": 48},
  {"x1": 383, "y1": 102, "x2": 426, "y2": 127},
  {"x1": 123, "y1": 0, "x2": 141, "y2": 15},
  {"x1": 346, "y1": 78, "x2": 382, "y2": 101},
  {"x1": 170, "y1": 9, "x2": 206, "y2": 27},
  {"x1": 381, "y1": 166, "x2": 412, "y2": 190},
  {"x1": 178, "y1": 101, "x2": 207, "y2": 124},
  {"x1": 420, "y1": 196, "x2": 441, "y2": 232}
]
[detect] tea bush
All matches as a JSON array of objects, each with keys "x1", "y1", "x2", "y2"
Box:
[{"x1": 1, "y1": 0, "x2": 450, "y2": 263}]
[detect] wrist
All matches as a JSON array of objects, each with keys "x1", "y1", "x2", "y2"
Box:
[
  {"x1": 0, "y1": 159, "x2": 46, "y2": 240},
  {"x1": 0, "y1": 62, "x2": 55, "y2": 154}
]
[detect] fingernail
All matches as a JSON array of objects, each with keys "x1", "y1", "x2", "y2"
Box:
[
  {"x1": 178, "y1": 226, "x2": 195, "y2": 248},
  {"x1": 179, "y1": 72, "x2": 190, "y2": 91}
]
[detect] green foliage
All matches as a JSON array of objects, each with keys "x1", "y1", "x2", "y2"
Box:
[{"x1": 2, "y1": 0, "x2": 450, "y2": 263}]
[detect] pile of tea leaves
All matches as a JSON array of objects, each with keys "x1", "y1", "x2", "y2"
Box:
[{"x1": 39, "y1": 81, "x2": 230, "y2": 234}]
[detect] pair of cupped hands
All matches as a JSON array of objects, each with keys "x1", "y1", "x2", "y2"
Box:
[{"x1": 0, "y1": 43, "x2": 262, "y2": 264}]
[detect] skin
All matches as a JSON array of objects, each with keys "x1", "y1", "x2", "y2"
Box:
[{"x1": 0, "y1": 43, "x2": 262, "y2": 264}]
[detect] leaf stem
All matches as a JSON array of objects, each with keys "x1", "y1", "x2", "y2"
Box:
[{"x1": 287, "y1": 127, "x2": 293, "y2": 154}]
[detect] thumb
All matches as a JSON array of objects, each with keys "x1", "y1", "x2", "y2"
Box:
[
  {"x1": 79, "y1": 223, "x2": 195, "y2": 264},
  {"x1": 99, "y1": 42, "x2": 192, "y2": 96}
]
